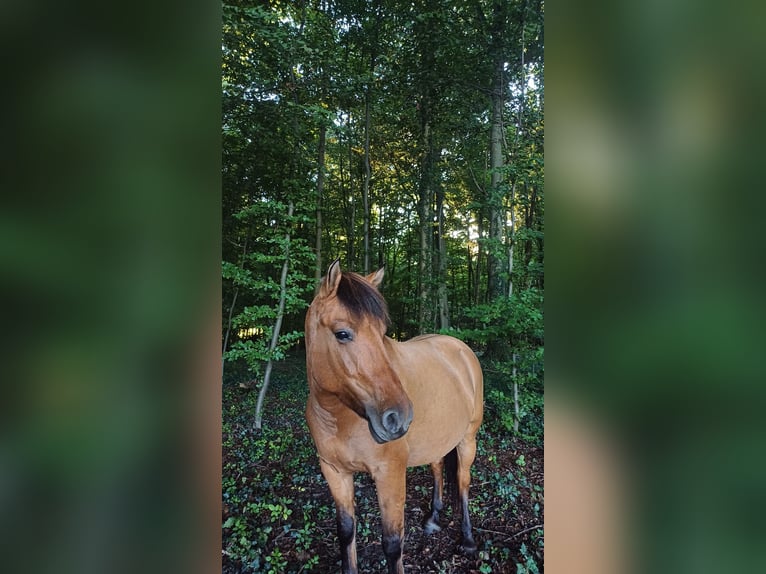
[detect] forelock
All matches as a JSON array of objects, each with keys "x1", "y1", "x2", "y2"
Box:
[{"x1": 335, "y1": 272, "x2": 389, "y2": 324}]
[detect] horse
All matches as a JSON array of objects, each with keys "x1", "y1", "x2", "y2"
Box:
[{"x1": 305, "y1": 259, "x2": 484, "y2": 574}]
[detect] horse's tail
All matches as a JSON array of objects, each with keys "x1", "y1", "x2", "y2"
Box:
[{"x1": 443, "y1": 446, "x2": 459, "y2": 509}]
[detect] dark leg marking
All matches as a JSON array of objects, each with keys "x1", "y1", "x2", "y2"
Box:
[
  {"x1": 337, "y1": 507, "x2": 357, "y2": 573},
  {"x1": 455, "y1": 439, "x2": 478, "y2": 556},
  {"x1": 424, "y1": 460, "x2": 444, "y2": 534},
  {"x1": 459, "y1": 491, "x2": 477, "y2": 555},
  {"x1": 382, "y1": 532, "x2": 402, "y2": 574},
  {"x1": 382, "y1": 532, "x2": 401, "y2": 559}
]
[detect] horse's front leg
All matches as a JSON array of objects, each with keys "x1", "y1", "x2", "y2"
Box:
[
  {"x1": 372, "y1": 465, "x2": 407, "y2": 574},
  {"x1": 320, "y1": 461, "x2": 357, "y2": 574}
]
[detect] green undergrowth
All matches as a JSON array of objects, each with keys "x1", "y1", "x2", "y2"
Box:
[{"x1": 222, "y1": 353, "x2": 543, "y2": 573}]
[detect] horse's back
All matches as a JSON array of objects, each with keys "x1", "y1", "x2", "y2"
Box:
[
  {"x1": 400, "y1": 334, "x2": 483, "y2": 398},
  {"x1": 393, "y1": 334, "x2": 483, "y2": 466}
]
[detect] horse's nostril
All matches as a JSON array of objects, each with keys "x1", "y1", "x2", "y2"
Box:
[{"x1": 382, "y1": 409, "x2": 401, "y2": 433}]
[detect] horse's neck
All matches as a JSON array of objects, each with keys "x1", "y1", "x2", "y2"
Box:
[
  {"x1": 307, "y1": 368, "x2": 352, "y2": 414},
  {"x1": 307, "y1": 390, "x2": 340, "y2": 431},
  {"x1": 382, "y1": 335, "x2": 402, "y2": 357}
]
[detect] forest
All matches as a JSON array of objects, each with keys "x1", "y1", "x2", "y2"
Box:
[{"x1": 222, "y1": 0, "x2": 544, "y2": 572}]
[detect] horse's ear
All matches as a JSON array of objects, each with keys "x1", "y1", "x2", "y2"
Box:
[
  {"x1": 321, "y1": 258, "x2": 343, "y2": 297},
  {"x1": 366, "y1": 267, "x2": 384, "y2": 288}
]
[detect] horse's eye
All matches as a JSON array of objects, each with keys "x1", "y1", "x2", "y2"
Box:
[{"x1": 334, "y1": 330, "x2": 353, "y2": 342}]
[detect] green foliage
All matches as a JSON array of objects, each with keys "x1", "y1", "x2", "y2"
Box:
[
  {"x1": 222, "y1": 369, "x2": 319, "y2": 573},
  {"x1": 221, "y1": 0, "x2": 544, "y2": 366},
  {"x1": 222, "y1": 188, "x2": 313, "y2": 379},
  {"x1": 486, "y1": 388, "x2": 517, "y2": 433},
  {"x1": 453, "y1": 288, "x2": 543, "y2": 345},
  {"x1": 516, "y1": 541, "x2": 542, "y2": 574},
  {"x1": 223, "y1": 267, "x2": 310, "y2": 379},
  {"x1": 442, "y1": 288, "x2": 544, "y2": 441}
]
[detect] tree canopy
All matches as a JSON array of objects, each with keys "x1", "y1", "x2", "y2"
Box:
[{"x1": 222, "y1": 0, "x2": 544, "y2": 421}]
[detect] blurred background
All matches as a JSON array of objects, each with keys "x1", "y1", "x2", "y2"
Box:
[
  {"x1": 547, "y1": 0, "x2": 766, "y2": 572},
  {"x1": 3, "y1": 0, "x2": 766, "y2": 572},
  {"x1": 1, "y1": 0, "x2": 221, "y2": 572}
]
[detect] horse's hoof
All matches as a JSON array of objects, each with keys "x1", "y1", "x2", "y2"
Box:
[
  {"x1": 458, "y1": 541, "x2": 478, "y2": 556},
  {"x1": 423, "y1": 519, "x2": 441, "y2": 535}
]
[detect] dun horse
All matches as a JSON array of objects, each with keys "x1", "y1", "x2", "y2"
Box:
[{"x1": 305, "y1": 260, "x2": 484, "y2": 574}]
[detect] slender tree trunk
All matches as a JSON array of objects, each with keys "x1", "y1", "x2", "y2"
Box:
[
  {"x1": 222, "y1": 287, "x2": 238, "y2": 378},
  {"x1": 254, "y1": 201, "x2": 294, "y2": 431},
  {"x1": 487, "y1": 59, "x2": 507, "y2": 301},
  {"x1": 348, "y1": 195, "x2": 356, "y2": 267},
  {"x1": 338, "y1": 113, "x2": 348, "y2": 262},
  {"x1": 389, "y1": 231, "x2": 398, "y2": 338},
  {"x1": 512, "y1": 352, "x2": 519, "y2": 433},
  {"x1": 363, "y1": 92, "x2": 372, "y2": 274},
  {"x1": 486, "y1": 0, "x2": 510, "y2": 360},
  {"x1": 467, "y1": 240, "x2": 473, "y2": 308},
  {"x1": 525, "y1": 181, "x2": 534, "y2": 275},
  {"x1": 414, "y1": 3, "x2": 439, "y2": 334},
  {"x1": 222, "y1": 235, "x2": 248, "y2": 375},
  {"x1": 417, "y1": 110, "x2": 437, "y2": 333},
  {"x1": 507, "y1": 15, "x2": 527, "y2": 299},
  {"x1": 347, "y1": 116, "x2": 356, "y2": 267},
  {"x1": 314, "y1": 124, "x2": 326, "y2": 294},
  {"x1": 436, "y1": 183, "x2": 450, "y2": 330},
  {"x1": 403, "y1": 205, "x2": 414, "y2": 338},
  {"x1": 474, "y1": 212, "x2": 484, "y2": 306},
  {"x1": 418, "y1": 214, "x2": 429, "y2": 332},
  {"x1": 528, "y1": 182, "x2": 543, "y2": 289},
  {"x1": 508, "y1": 181, "x2": 516, "y2": 298},
  {"x1": 377, "y1": 204, "x2": 384, "y2": 268}
]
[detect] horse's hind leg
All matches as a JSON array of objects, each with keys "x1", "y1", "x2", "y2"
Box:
[
  {"x1": 456, "y1": 434, "x2": 479, "y2": 555},
  {"x1": 424, "y1": 459, "x2": 444, "y2": 534}
]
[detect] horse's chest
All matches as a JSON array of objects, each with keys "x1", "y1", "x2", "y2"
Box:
[{"x1": 313, "y1": 422, "x2": 392, "y2": 473}]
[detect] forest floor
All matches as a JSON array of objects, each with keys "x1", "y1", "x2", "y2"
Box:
[{"x1": 222, "y1": 352, "x2": 543, "y2": 574}]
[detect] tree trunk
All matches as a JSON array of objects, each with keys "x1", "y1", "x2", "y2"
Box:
[
  {"x1": 417, "y1": 119, "x2": 434, "y2": 334},
  {"x1": 403, "y1": 206, "x2": 414, "y2": 338},
  {"x1": 414, "y1": 4, "x2": 439, "y2": 334},
  {"x1": 474, "y1": 213, "x2": 483, "y2": 306},
  {"x1": 467, "y1": 240, "x2": 473, "y2": 309},
  {"x1": 436, "y1": 182, "x2": 450, "y2": 330},
  {"x1": 254, "y1": 201, "x2": 294, "y2": 431},
  {"x1": 363, "y1": 91, "x2": 372, "y2": 274},
  {"x1": 487, "y1": 58, "x2": 507, "y2": 301},
  {"x1": 486, "y1": 0, "x2": 510, "y2": 360},
  {"x1": 347, "y1": 117, "x2": 356, "y2": 267},
  {"x1": 377, "y1": 203, "x2": 384, "y2": 269},
  {"x1": 222, "y1": 235, "x2": 248, "y2": 375},
  {"x1": 507, "y1": 15, "x2": 527, "y2": 298},
  {"x1": 512, "y1": 352, "x2": 519, "y2": 433},
  {"x1": 418, "y1": 210, "x2": 430, "y2": 332},
  {"x1": 314, "y1": 124, "x2": 326, "y2": 294},
  {"x1": 508, "y1": 181, "x2": 516, "y2": 298},
  {"x1": 337, "y1": 113, "x2": 348, "y2": 262},
  {"x1": 222, "y1": 287, "x2": 238, "y2": 378},
  {"x1": 525, "y1": 181, "x2": 534, "y2": 277}
]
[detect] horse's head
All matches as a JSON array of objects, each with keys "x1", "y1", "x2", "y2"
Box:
[{"x1": 305, "y1": 259, "x2": 413, "y2": 443}]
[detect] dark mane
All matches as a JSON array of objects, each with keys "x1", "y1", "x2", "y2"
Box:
[{"x1": 336, "y1": 272, "x2": 389, "y2": 324}]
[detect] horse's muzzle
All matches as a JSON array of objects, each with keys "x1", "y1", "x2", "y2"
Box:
[{"x1": 366, "y1": 403, "x2": 413, "y2": 444}]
